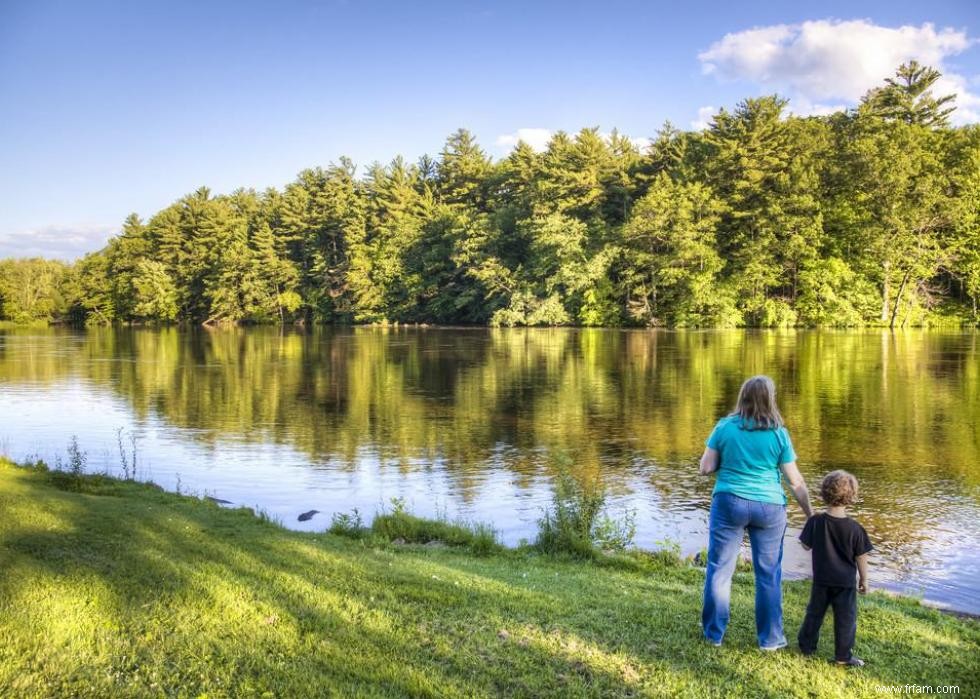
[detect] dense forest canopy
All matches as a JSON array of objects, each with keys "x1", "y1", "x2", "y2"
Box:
[{"x1": 2, "y1": 63, "x2": 978, "y2": 328}]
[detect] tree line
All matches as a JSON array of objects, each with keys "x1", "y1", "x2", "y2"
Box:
[{"x1": 2, "y1": 62, "x2": 978, "y2": 328}]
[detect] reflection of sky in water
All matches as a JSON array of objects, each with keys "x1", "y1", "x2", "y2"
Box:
[{"x1": 1, "y1": 327, "x2": 979, "y2": 616}]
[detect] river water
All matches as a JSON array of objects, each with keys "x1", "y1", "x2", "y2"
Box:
[{"x1": 1, "y1": 327, "x2": 977, "y2": 613}]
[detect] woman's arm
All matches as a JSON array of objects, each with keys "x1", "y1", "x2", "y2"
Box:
[
  {"x1": 699, "y1": 448, "x2": 719, "y2": 475},
  {"x1": 779, "y1": 461, "x2": 814, "y2": 518}
]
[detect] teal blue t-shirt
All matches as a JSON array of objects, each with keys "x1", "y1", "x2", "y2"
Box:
[{"x1": 705, "y1": 415, "x2": 797, "y2": 505}]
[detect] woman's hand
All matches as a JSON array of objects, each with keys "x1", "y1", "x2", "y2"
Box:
[
  {"x1": 699, "y1": 448, "x2": 719, "y2": 476},
  {"x1": 779, "y1": 461, "x2": 814, "y2": 518}
]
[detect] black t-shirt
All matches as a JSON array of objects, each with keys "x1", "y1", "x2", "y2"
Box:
[{"x1": 800, "y1": 513, "x2": 873, "y2": 588}]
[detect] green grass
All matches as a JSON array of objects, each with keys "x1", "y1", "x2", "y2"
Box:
[
  {"x1": 328, "y1": 501, "x2": 503, "y2": 557},
  {"x1": 369, "y1": 509, "x2": 503, "y2": 557},
  {"x1": 0, "y1": 459, "x2": 976, "y2": 698}
]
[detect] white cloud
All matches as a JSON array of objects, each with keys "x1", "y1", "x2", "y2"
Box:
[
  {"x1": 692, "y1": 106, "x2": 716, "y2": 130},
  {"x1": 698, "y1": 19, "x2": 978, "y2": 123},
  {"x1": 626, "y1": 135, "x2": 652, "y2": 151},
  {"x1": 933, "y1": 71, "x2": 980, "y2": 124},
  {"x1": 496, "y1": 128, "x2": 553, "y2": 152},
  {"x1": 0, "y1": 224, "x2": 116, "y2": 260}
]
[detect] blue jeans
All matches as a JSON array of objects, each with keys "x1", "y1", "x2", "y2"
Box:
[{"x1": 702, "y1": 492, "x2": 787, "y2": 648}]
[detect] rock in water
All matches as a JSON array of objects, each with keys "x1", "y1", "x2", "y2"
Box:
[
  {"x1": 298, "y1": 509, "x2": 320, "y2": 522},
  {"x1": 205, "y1": 496, "x2": 233, "y2": 505}
]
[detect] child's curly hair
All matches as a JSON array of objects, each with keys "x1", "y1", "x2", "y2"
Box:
[{"x1": 820, "y1": 470, "x2": 859, "y2": 506}]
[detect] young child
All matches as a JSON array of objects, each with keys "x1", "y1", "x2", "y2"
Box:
[{"x1": 797, "y1": 470, "x2": 873, "y2": 666}]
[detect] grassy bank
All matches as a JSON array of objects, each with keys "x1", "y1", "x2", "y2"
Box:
[{"x1": 0, "y1": 459, "x2": 976, "y2": 698}]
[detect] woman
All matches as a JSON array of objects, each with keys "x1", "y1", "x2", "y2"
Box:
[{"x1": 699, "y1": 375, "x2": 813, "y2": 650}]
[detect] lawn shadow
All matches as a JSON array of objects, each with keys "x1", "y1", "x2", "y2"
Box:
[{"x1": 1, "y1": 465, "x2": 977, "y2": 697}]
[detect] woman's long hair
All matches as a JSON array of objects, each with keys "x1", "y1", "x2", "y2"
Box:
[{"x1": 731, "y1": 375, "x2": 784, "y2": 430}]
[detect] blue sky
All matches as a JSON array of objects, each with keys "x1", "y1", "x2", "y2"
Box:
[{"x1": 1, "y1": 0, "x2": 978, "y2": 259}]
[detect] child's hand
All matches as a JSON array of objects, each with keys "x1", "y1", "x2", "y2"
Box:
[{"x1": 856, "y1": 553, "x2": 869, "y2": 595}]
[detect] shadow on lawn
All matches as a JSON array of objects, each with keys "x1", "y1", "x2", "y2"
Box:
[{"x1": 1, "y1": 465, "x2": 977, "y2": 697}]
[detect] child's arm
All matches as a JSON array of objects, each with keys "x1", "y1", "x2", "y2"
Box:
[
  {"x1": 699, "y1": 448, "x2": 719, "y2": 475},
  {"x1": 857, "y1": 553, "x2": 869, "y2": 594},
  {"x1": 799, "y1": 513, "x2": 814, "y2": 550}
]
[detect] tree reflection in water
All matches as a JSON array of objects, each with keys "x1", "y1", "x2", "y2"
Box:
[{"x1": 0, "y1": 327, "x2": 977, "y2": 610}]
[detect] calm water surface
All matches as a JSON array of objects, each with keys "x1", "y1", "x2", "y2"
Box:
[{"x1": 1, "y1": 327, "x2": 978, "y2": 613}]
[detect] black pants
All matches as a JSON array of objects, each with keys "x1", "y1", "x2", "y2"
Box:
[{"x1": 798, "y1": 584, "x2": 857, "y2": 661}]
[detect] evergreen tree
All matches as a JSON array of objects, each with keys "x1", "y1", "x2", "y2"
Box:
[
  {"x1": 863, "y1": 61, "x2": 957, "y2": 128},
  {"x1": 702, "y1": 96, "x2": 823, "y2": 325},
  {"x1": 131, "y1": 259, "x2": 179, "y2": 322},
  {"x1": 280, "y1": 162, "x2": 363, "y2": 321},
  {"x1": 828, "y1": 114, "x2": 953, "y2": 327},
  {"x1": 356, "y1": 158, "x2": 430, "y2": 321},
  {"x1": 620, "y1": 174, "x2": 730, "y2": 326},
  {"x1": 105, "y1": 213, "x2": 150, "y2": 319},
  {"x1": 436, "y1": 129, "x2": 492, "y2": 209},
  {"x1": 72, "y1": 252, "x2": 116, "y2": 324},
  {"x1": 944, "y1": 125, "x2": 980, "y2": 319}
]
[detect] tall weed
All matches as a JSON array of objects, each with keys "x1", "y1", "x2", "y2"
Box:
[{"x1": 535, "y1": 454, "x2": 636, "y2": 557}]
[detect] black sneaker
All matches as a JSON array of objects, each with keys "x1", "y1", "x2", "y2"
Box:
[{"x1": 835, "y1": 657, "x2": 865, "y2": 667}]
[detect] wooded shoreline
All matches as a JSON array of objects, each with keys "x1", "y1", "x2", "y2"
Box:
[{"x1": 2, "y1": 64, "x2": 979, "y2": 332}]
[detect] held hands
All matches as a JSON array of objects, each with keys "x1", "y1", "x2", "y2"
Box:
[{"x1": 779, "y1": 462, "x2": 813, "y2": 518}]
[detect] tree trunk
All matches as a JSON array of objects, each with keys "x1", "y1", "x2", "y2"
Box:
[
  {"x1": 880, "y1": 261, "x2": 890, "y2": 323},
  {"x1": 889, "y1": 268, "x2": 912, "y2": 329},
  {"x1": 275, "y1": 281, "x2": 283, "y2": 324}
]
